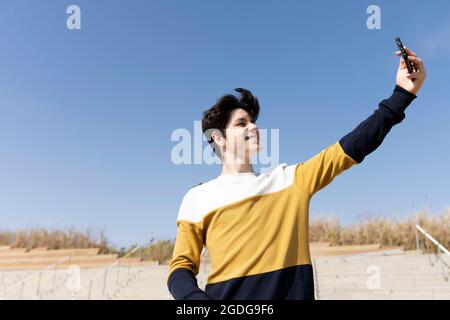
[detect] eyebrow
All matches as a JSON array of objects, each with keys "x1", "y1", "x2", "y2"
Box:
[{"x1": 234, "y1": 117, "x2": 250, "y2": 124}]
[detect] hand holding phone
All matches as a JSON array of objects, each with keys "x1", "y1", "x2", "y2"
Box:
[
  {"x1": 394, "y1": 37, "x2": 426, "y2": 95},
  {"x1": 395, "y1": 37, "x2": 415, "y2": 74}
]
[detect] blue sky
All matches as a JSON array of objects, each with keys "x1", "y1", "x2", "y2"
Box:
[{"x1": 0, "y1": 0, "x2": 449, "y2": 248}]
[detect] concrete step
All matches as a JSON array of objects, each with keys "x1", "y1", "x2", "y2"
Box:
[
  {"x1": 1, "y1": 265, "x2": 155, "y2": 300},
  {"x1": 0, "y1": 248, "x2": 101, "y2": 259}
]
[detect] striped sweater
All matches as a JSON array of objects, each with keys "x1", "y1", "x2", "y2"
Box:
[{"x1": 167, "y1": 85, "x2": 416, "y2": 300}]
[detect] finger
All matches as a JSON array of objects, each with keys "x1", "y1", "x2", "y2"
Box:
[
  {"x1": 403, "y1": 46, "x2": 417, "y2": 57},
  {"x1": 408, "y1": 56, "x2": 424, "y2": 71},
  {"x1": 406, "y1": 72, "x2": 421, "y2": 79},
  {"x1": 408, "y1": 56, "x2": 422, "y2": 62}
]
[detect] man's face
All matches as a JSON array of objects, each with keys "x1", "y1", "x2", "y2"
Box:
[{"x1": 222, "y1": 108, "x2": 260, "y2": 163}]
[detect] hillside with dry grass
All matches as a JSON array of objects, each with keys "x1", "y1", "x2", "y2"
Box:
[
  {"x1": 0, "y1": 227, "x2": 115, "y2": 254},
  {"x1": 309, "y1": 209, "x2": 450, "y2": 252}
]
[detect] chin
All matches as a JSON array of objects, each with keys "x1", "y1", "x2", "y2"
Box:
[{"x1": 248, "y1": 144, "x2": 261, "y2": 154}]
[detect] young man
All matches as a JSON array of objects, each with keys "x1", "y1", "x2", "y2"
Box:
[{"x1": 167, "y1": 48, "x2": 426, "y2": 300}]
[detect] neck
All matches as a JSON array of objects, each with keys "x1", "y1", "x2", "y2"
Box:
[{"x1": 220, "y1": 157, "x2": 254, "y2": 175}]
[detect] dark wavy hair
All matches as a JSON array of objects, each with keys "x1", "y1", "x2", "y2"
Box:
[{"x1": 202, "y1": 88, "x2": 260, "y2": 157}]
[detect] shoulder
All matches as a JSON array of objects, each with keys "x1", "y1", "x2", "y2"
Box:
[
  {"x1": 177, "y1": 178, "x2": 218, "y2": 222},
  {"x1": 184, "y1": 178, "x2": 218, "y2": 199},
  {"x1": 248, "y1": 163, "x2": 300, "y2": 194},
  {"x1": 262, "y1": 162, "x2": 299, "y2": 183}
]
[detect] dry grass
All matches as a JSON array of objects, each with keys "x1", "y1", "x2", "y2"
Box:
[
  {"x1": 129, "y1": 238, "x2": 174, "y2": 264},
  {"x1": 0, "y1": 227, "x2": 115, "y2": 254},
  {"x1": 1, "y1": 209, "x2": 448, "y2": 263},
  {"x1": 310, "y1": 208, "x2": 450, "y2": 252}
]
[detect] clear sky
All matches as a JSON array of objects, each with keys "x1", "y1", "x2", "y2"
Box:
[{"x1": 1, "y1": 0, "x2": 449, "y2": 248}]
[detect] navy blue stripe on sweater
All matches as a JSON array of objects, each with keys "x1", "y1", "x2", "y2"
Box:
[
  {"x1": 205, "y1": 264, "x2": 315, "y2": 300},
  {"x1": 339, "y1": 85, "x2": 416, "y2": 163}
]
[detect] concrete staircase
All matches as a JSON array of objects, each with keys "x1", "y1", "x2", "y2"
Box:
[
  {"x1": 1, "y1": 243, "x2": 449, "y2": 299},
  {"x1": 112, "y1": 265, "x2": 172, "y2": 300},
  {"x1": 313, "y1": 250, "x2": 450, "y2": 300},
  {"x1": 0, "y1": 245, "x2": 157, "y2": 300},
  {"x1": 1, "y1": 263, "x2": 160, "y2": 300}
]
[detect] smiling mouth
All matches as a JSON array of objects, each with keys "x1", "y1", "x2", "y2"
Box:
[{"x1": 245, "y1": 135, "x2": 258, "y2": 142}]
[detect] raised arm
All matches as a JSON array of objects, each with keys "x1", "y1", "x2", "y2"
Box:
[
  {"x1": 340, "y1": 46, "x2": 426, "y2": 163},
  {"x1": 295, "y1": 47, "x2": 426, "y2": 196}
]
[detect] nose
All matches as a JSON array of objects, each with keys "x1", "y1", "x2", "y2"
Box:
[
  {"x1": 247, "y1": 122, "x2": 258, "y2": 131},
  {"x1": 247, "y1": 123, "x2": 259, "y2": 138}
]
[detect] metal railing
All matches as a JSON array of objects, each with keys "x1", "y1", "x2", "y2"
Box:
[
  {"x1": 312, "y1": 258, "x2": 320, "y2": 300},
  {"x1": 72, "y1": 246, "x2": 145, "y2": 300},
  {"x1": 0, "y1": 256, "x2": 70, "y2": 300},
  {"x1": 198, "y1": 248, "x2": 211, "y2": 291},
  {"x1": 415, "y1": 224, "x2": 450, "y2": 282}
]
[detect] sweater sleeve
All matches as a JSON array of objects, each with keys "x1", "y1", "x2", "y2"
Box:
[
  {"x1": 339, "y1": 85, "x2": 416, "y2": 163},
  {"x1": 166, "y1": 194, "x2": 211, "y2": 300},
  {"x1": 296, "y1": 85, "x2": 416, "y2": 196}
]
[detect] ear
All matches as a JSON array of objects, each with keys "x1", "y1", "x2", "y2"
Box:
[{"x1": 212, "y1": 130, "x2": 225, "y2": 146}]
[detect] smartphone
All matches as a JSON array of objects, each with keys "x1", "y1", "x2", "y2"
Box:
[{"x1": 395, "y1": 37, "x2": 415, "y2": 73}]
